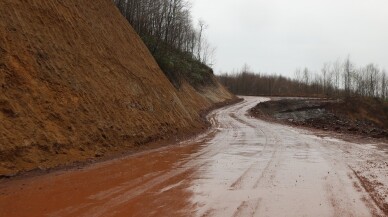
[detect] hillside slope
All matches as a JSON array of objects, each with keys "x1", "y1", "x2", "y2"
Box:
[{"x1": 0, "y1": 0, "x2": 235, "y2": 176}]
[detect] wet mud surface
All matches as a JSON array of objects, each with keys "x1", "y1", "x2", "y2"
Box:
[{"x1": 0, "y1": 97, "x2": 387, "y2": 216}]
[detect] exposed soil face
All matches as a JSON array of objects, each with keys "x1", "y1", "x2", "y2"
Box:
[
  {"x1": 250, "y1": 97, "x2": 388, "y2": 140},
  {"x1": 0, "y1": 0, "x2": 235, "y2": 176}
]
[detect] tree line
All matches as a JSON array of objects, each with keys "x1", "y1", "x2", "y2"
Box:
[
  {"x1": 218, "y1": 58, "x2": 388, "y2": 100},
  {"x1": 113, "y1": 0, "x2": 214, "y2": 65}
]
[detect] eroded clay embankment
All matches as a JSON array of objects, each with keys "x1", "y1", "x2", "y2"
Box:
[{"x1": 0, "y1": 0, "x2": 235, "y2": 176}]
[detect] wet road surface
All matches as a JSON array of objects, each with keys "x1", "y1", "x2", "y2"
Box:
[{"x1": 0, "y1": 97, "x2": 386, "y2": 216}]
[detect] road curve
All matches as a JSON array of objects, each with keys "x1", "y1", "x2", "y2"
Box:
[{"x1": 0, "y1": 97, "x2": 386, "y2": 217}]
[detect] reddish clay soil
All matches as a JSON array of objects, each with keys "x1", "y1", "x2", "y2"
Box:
[
  {"x1": 0, "y1": 97, "x2": 386, "y2": 217},
  {"x1": 0, "y1": 0, "x2": 234, "y2": 176}
]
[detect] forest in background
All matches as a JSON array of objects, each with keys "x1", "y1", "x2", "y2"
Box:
[
  {"x1": 113, "y1": 0, "x2": 215, "y2": 88},
  {"x1": 218, "y1": 57, "x2": 388, "y2": 100}
]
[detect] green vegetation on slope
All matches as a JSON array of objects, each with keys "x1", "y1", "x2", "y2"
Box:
[
  {"x1": 113, "y1": 0, "x2": 215, "y2": 89},
  {"x1": 150, "y1": 42, "x2": 215, "y2": 89}
]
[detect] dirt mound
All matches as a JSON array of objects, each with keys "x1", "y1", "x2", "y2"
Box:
[
  {"x1": 0, "y1": 0, "x2": 235, "y2": 176},
  {"x1": 250, "y1": 98, "x2": 388, "y2": 139}
]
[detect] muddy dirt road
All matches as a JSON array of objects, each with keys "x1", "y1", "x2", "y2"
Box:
[{"x1": 1, "y1": 97, "x2": 387, "y2": 217}]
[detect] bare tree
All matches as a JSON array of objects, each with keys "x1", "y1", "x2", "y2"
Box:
[
  {"x1": 322, "y1": 62, "x2": 333, "y2": 95},
  {"x1": 382, "y1": 70, "x2": 387, "y2": 99},
  {"x1": 196, "y1": 19, "x2": 207, "y2": 62},
  {"x1": 113, "y1": 0, "x2": 213, "y2": 63},
  {"x1": 343, "y1": 56, "x2": 354, "y2": 97},
  {"x1": 218, "y1": 60, "x2": 387, "y2": 100},
  {"x1": 332, "y1": 59, "x2": 342, "y2": 94},
  {"x1": 303, "y1": 67, "x2": 310, "y2": 85}
]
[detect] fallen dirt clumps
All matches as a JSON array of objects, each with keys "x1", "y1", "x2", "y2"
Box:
[{"x1": 250, "y1": 98, "x2": 388, "y2": 140}]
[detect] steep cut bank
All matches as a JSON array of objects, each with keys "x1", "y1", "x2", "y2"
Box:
[{"x1": 0, "y1": 0, "x2": 235, "y2": 176}]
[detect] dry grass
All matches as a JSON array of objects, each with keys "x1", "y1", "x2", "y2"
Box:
[{"x1": 328, "y1": 97, "x2": 388, "y2": 128}]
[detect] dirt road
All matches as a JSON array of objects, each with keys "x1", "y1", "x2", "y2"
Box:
[{"x1": 1, "y1": 97, "x2": 387, "y2": 217}]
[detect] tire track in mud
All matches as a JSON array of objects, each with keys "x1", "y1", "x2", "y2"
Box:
[
  {"x1": 196, "y1": 98, "x2": 280, "y2": 215},
  {"x1": 349, "y1": 167, "x2": 387, "y2": 216},
  {"x1": 315, "y1": 136, "x2": 386, "y2": 216},
  {"x1": 228, "y1": 113, "x2": 270, "y2": 190},
  {"x1": 210, "y1": 98, "x2": 280, "y2": 215},
  {"x1": 232, "y1": 198, "x2": 262, "y2": 217},
  {"x1": 228, "y1": 111, "x2": 282, "y2": 190},
  {"x1": 187, "y1": 99, "x2": 269, "y2": 216}
]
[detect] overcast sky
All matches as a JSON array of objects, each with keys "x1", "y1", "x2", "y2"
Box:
[{"x1": 191, "y1": 0, "x2": 388, "y2": 77}]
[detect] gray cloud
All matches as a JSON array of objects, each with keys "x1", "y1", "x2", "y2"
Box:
[{"x1": 191, "y1": 0, "x2": 388, "y2": 77}]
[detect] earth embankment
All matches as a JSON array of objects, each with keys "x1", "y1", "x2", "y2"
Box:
[
  {"x1": 250, "y1": 97, "x2": 388, "y2": 140},
  {"x1": 0, "y1": 0, "x2": 235, "y2": 176}
]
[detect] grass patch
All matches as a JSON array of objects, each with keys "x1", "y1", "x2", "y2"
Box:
[{"x1": 142, "y1": 35, "x2": 215, "y2": 89}]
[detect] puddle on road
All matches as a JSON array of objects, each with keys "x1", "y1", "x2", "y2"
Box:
[{"x1": 0, "y1": 141, "x2": 206, "y2": 217}]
